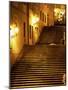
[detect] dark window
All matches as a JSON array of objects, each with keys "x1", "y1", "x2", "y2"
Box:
[
  {"x1": 32, "y1": 26, "x2": 33, "y2": 44},
  {"x1": 45, "y1": 15, "x2": 46, "y2": 23},
  {"x1": 23, "y1": 22, "x2": 26, "y2": 37},
  {"x1": 40, "y1": 11, "x2": 42, "y2": 20},
  {"x1": 42, "y1": 13, "x2": 44, "y2": 22},
  {"x1": 29, "y1": 25, "x2": 31, "y2": 38}
]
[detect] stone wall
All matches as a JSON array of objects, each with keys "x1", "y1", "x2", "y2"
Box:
[{"x1": 10, "y1": 2, "x2": 27, "y2": 64}]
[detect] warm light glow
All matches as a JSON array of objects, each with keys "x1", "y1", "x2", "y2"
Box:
[
  {"x1": 10, "y1": 29, "x2": 15, "y2": 37},
  {"x1": 54, "y1": 8, "x2": 59, "y2": 13},
  {"x1": 54, "y1": 8, "x2": 65, "y2": 16},
  {"x1": 54, "y1": 8, "x2": 65, "y2": 22},
  {"x1": 31, "y1": 15, "x2": 39, "y2": 25},
  {"x1": 15, "y1": 27, "x2": 19, "y2": 33},
  {"x1": 10, "y1": 24, "x2": 19, "y2": 38}
]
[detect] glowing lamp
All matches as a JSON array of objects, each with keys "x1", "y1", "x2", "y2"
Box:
[
  {"x1": 31, "y1": 16, "x2": 39, "y2": 25},
  {"x1": 10, "y1": 24, "x2": 19, "y2": 38}
]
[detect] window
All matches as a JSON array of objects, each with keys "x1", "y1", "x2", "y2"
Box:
[
  {"x1": 44, "y1": 15, "x2": 46, "y2": 23},
  {"x1": 42, "y1": 13, "x2": 44, "y2": 22},
  {"x1": 40, "y1": 11, "x2": 42, "y2": 20},
  {"x1": 29, "y1": 25, "x2": 32, "y2": 39},
  {"x1": 23, "y1": 22, "x2": 26, "y2": 37}
]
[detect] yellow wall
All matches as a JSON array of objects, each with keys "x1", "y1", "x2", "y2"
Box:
[
  {"x1": 10, "y1": 3, "x2": 27, "y2": 64},
  {"x1": 10, "y1": 3, "x2": 55, "y2": 64},
  {"x1": 29, "y1": 9, "x2": 40, "y2": 44},
  {"x1": 29, "y1": 3, "x2": 53, "y2": 45},
  {"x1": 47, "y1": 5, "x2": 54, "y2": 26}
]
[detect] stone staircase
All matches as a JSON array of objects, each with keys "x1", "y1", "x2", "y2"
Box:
[
  {"x1": 37, "y1": 26, "x2": 65, "y2": 44},
  {"x1": 10, "y1": 26, "x2": 66, "y2": 89},
  {"x1": 10, "y1": 45, "x2": 66, "y2": 89}
]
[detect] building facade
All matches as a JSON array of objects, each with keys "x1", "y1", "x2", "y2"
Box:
[{"x1": 10, "y1": 2, "x2": 66, "y2": 65}]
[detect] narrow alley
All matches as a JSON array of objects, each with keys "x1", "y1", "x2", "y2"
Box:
[{"x1": 10, "y1": 2, "x2": 66, "y2": 89}]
